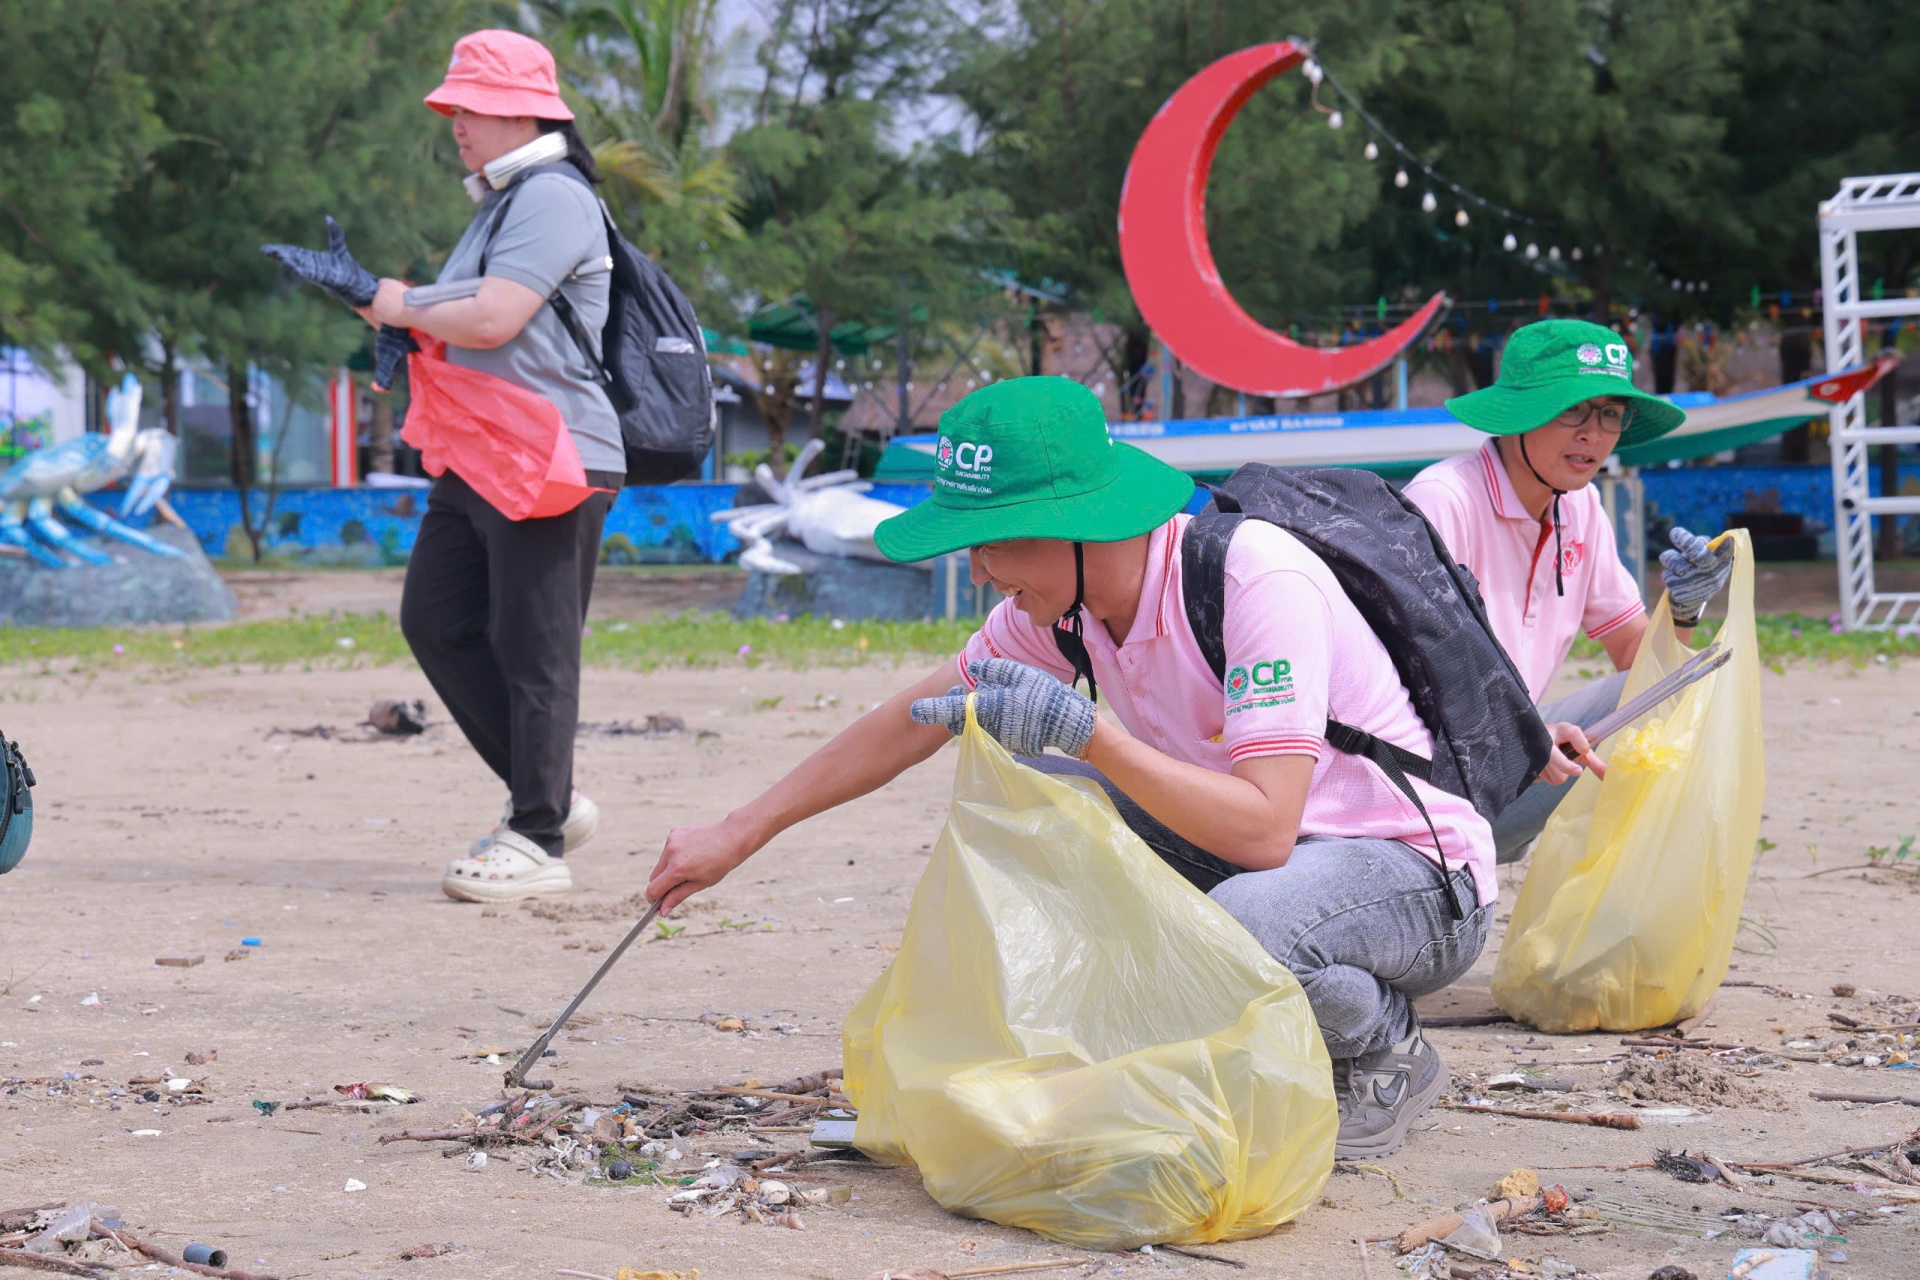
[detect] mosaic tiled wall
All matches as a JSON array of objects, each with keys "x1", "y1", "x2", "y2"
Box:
[{"x1": 149, "y1": 465, "x2": 1919, "y2": 567}]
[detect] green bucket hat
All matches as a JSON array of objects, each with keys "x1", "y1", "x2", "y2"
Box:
[
  {"x1": 1445, "y1": 319, "x2": 1685, "y2": 451},
  {"x1": 873, "y1": 376, "x2": 1194, "y2": 563}
]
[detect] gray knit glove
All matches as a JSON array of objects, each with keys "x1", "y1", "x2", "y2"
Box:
[
  {"x1": 1659, "y1": 526, "x2": 1735, "y2": 626},
  {"x1": 372, "y1": 325, "x2": 418, "y2": 392},
  {"x1": 261, "y1": 217, "x2": 380, "y2": 308},
  {"x1": 911, "y1": 658, "x2": 1097, "y2": 758}
]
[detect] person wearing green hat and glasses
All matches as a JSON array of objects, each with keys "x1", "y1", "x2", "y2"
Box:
[
  {"x1": 650, "y1": 376, "x2": 1507, "y2": 1160},
  {"x1": 1403, "y1": 319, "x2": 1736, "y2": 864}
]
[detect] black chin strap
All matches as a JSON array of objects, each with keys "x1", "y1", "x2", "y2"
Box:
[
  {"x1": 1055, "y1": 541, "x2": 1097, "y2": 704},
  {"x1": 1518, "y1": 435, "x2": 1567, "y2": 598}
]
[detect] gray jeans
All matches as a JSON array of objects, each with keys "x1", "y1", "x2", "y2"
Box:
[
  {"x1": 1491, "y1": 671, "x2": 1629, "y2": 865},
  {"x1": 1023, "y1": 756, "x2": 1492, "y2": 1060}
]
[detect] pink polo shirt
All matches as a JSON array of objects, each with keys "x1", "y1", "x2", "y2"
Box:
[
  {"x1": 1403, "y1": 441, "x2": 1644, "y2": 703},
  {"x1": 957, "y1": 514, "x2": 1498, "y2": 907}
]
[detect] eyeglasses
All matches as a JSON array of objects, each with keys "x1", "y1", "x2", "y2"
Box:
[{"x1": 1550, "y1": 400, "x2": 1634, "y2": 435}]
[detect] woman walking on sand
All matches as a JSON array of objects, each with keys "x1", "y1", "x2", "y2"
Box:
[{"x1": 359, "y1": 30, "x2": 622, "y2": 902}]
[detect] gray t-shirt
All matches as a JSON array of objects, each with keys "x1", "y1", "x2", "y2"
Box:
[{"x1": 437, "y1": 170, "x2": 625, "y2": 474}]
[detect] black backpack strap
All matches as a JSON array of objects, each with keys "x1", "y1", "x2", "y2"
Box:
[
  {"x1": 1048, "y1": 624, "x2": 1095, "y2": 702},
  {"x1": 1179, "y1": 494, "x2": 1466, "y2": 919},
  {"x1": 474, "y1": 165, "x2": 612, "y2": 388},
  {"x1": 1325, "y1": 720, "x2": 1466, "y2": 920}
]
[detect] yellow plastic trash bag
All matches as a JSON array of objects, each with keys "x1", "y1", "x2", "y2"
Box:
[
  {"x1": 1491, "y1": 530, "x2": 1765, "y2": 1033},
  {"x1": 842, "y1": 701, "x2": 1336, "y2": 1251}
]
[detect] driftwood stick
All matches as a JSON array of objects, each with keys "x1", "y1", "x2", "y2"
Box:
[
  {"x1": 1804, "y1": 862, "x2": 1917, "y2": 878},
  {"x1": 1446, "y1": 1103, "x2": 1641, "y2": 1129},
  {"x1": 1396, "y1": 1194, "x2": 1544, "y2": 1252},
  {"x1": 1731, "y1": 1131, "x2": 1920, "y2": 1170},
  {"x1": 1674, "y1": 997, "x2": 1719, "y2": 1037},
  {"x1": 1706, "y1": 1153, "x2": 1745, "y2": 1189},
  {"x1": 377, "y1": 1126, "x2": 545, "y2": 1146},
  {"x1": 0, "y1": 1250, "x2": 109, "y2": 1277},
  {"x1": 95, "y1": 1225, "x2": 278, "y2": 1280},
  {"x1": 1810, "y1": 1091, "x2": 1920, "y2": 1108},
  {"x1": 945, "y1": 1260, "x2": 1092, "y2": 1278},
  {"x1": 0, "y1": 1212, "x2": 62, "y2": 1235},
  {"x1": 687, "y1": 1087, "x2": 851, "y2": 1105},
  {"x1": 1420, "y1": 1013, "x2": 1521, "y2": 1028},
  {"x1": 1160, "y1": 1243, "x2": 1245, "y2": 1269}
]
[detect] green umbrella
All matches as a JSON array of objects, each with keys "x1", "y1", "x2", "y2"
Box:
[
  {"x1": 747, "y1": 298, "x2": 896, "y2": 355},
  {"x1": 701, "y1": 326, "x2": 750, "y2": 356}
]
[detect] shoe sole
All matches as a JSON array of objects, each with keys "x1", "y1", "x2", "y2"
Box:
[
  {"x1": 1332, "y1": 1057, "x2": 1448, "y2": 1161},
  {"x1": 441, "y1": 864, "x2": 574, "y2": 904}
]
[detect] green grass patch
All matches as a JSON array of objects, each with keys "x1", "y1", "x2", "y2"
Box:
[
  {"x1": 1565, "y1": 611, "x2": 1920, "y2": 667},
  {"x1": 0, "y1": 610, "x2": 978, "y2": 673},
  {"x1": 1, "y1": 609, "x2": 1913, "y2": 674}
]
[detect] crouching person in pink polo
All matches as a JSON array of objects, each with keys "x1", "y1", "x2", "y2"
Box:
[
  {"x1": 649, "y1": 377, "x2": 1511, "y2": 1161},
  {"x1": 1404, "y1": 319, "x2": 1735, "y2": 864}
]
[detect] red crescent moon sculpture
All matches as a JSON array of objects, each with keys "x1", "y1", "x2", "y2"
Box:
[{"x1": 1118, "y1": 42, "x2": 1449, "y2": 399}]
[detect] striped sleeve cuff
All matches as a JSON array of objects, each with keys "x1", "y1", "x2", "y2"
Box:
[
  {"x1": 1587, "y1": 601, "x2": 1645, "y2": 639},
  {"x1": 1228, "y1": 734, "x2": 1324, "y2": 763}
]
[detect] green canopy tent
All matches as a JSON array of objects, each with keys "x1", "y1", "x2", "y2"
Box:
[{"x1": 746, "y1": 299, "x2": 896, "y2": 355}]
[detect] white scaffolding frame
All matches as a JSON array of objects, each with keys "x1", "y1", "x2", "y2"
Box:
[{"x1": 1819, "y1": 173, "x2": 1920, "y2": 630}]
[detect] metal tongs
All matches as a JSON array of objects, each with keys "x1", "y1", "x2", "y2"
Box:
[
  {"x1": 1558, "y1": 641, "x2": 1732, "y2": 760},
  {"x1": 504, "y1": 900, "x2": 661, "y2": 1090}
]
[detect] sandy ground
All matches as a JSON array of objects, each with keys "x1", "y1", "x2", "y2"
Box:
[{"x1": 3, "y1": 647, "x2": 1919, "y2": 1279}]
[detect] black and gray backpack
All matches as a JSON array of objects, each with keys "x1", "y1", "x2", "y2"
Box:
[
  {"x1": 1053, "y1": 464, "x2": 1550, "y2": 916},
  {"x1": 482, "y1": 164, "x2": 716, "y2": 485}
]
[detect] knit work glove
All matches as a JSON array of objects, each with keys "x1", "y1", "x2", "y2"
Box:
[
  {"x1": 1659, "y1": 526, "x2": 1735, "y2": 626},
  {"x1": 911, "y1": 658, "x2": 1097, "y2": 759},
  {"x1": 261, "y1": 216, "x2": 379, "y2": 308},
  {"x1": 372, "y1": 325, "x2": 418, "y2": 392}
]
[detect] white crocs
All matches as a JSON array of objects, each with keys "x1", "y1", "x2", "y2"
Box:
[
  {"x1": 467, "y1": 791, "x2": 600, "y2": 858},
  {"x1": 442, "y1": 830, "x2": 573, "y2": 903}
]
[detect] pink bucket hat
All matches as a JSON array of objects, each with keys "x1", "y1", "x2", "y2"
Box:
[{"x1": 425, "y1": 30, "x2": 573, "y2": 120}]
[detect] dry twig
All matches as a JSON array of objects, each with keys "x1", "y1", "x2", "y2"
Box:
[
  {"x1": 94, "y1": 1224, "x2": 279, "y2": 1280},
  {"x1": 1445, "y1": 1103, "x2": 1640, "y2": 1129}
]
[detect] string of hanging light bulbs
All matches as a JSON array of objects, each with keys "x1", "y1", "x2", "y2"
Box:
[{"x1": 1299, "y1": 50, "x2": 1571, "y2": 262}]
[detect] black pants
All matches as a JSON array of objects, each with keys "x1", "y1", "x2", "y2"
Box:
[{"x1": 400, "y1": 470, "x2": 616, "y2": 856}]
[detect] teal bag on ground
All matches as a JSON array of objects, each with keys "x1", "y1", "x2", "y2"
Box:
[{"x1": 1, "y1": 732, "x2": 35, "y2": 875}]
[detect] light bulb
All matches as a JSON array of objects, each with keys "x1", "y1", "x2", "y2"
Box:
[
  {"x1": 1363, "y1": 140, "x2": 1379, "y2": 161},
  {"x1": 1421, "y1": 191, "x2": 1437, "y2": 213},
  {"x1": 1454, "y1": 208, "x2": 1469, "y2": 227},
  {"x1": 1327, "y1": 110, "x2": 1344, "y2": 130},
  {"x1": 1526, "y1": 243, "x2": 1540, "y2": 260},
  {"x1": 1503, "y1": 232, "x2": 1518, "y2": 252},
  {"x1": 1394, "y1": 169, "x2": 1409, "y2": 188},
  {"x1": 1549, "y1": 245, "x2": 1562, "y2": 261},
  {"x1": 1303, "y1": 59, "x2": 1324, "y2": 85},
  {"x1": 1570, "y1": 247, "x2": 1582, "y2": 262},
  {"x1": 1671, "y1": 278, "x2": 1683, "y2": 290}
]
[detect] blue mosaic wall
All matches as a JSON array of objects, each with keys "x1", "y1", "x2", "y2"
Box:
[
  {"x1": 155, "y1": 481, "x2": 939, "y2": 566},
  {"x1": 147, "y1": 465, "x2": 1918, "y2": 567},
  {"x1": 1638, "y1": 463, "x2": 1920, "y2": 545}
]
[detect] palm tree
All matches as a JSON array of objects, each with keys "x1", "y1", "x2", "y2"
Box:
[{"x1": 531, "y1": 0, "x2": 744, "y2": 255}]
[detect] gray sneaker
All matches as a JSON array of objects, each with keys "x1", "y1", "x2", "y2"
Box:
[{"x1": 1333, "y1": 1025, "x2": 1447, "y2": 1160}]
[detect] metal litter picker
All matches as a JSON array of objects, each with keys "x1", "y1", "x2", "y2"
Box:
[{"x1": 504, "y1": 901, "x2": 661, "y2": 1090}]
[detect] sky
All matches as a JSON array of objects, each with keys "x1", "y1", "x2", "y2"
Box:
[{"x1": 707, "y1": 0, "x2": 985, "y2": 148}]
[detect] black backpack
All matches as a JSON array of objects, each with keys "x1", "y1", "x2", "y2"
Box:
[
  {"x1": 1053, "y1": 464, "x2": 1550, "y2": 917},
  {"x1": 481, "y1": 164, "x2": 716, "y2": 485}
]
